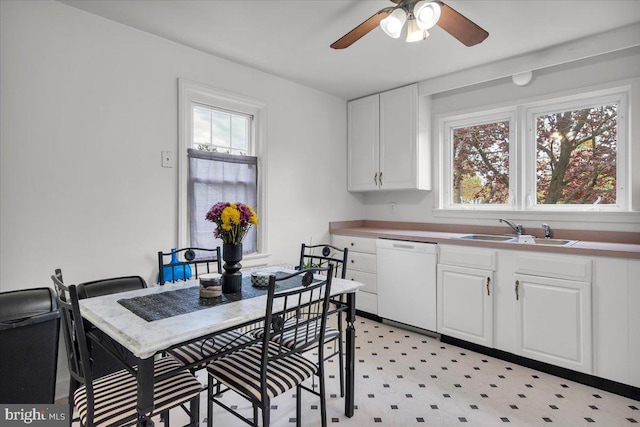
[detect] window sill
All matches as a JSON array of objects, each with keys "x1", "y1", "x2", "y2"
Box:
[{"x1": 240, "y1": 252, "x2": 272, "y2": 269}]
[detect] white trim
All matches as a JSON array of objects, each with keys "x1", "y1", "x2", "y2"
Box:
[
  {"x1": 178, "y1": 78, "x2": 267, "y2": 254},
  {"x1": 523, "y1": 87, "x2": 629, "y2": 212},
  {"x1": 440, "y1": 108, "x2": 517, "y2": 210},
  {"x1": 437, "y1": 83, "x2": 633, "y2": 217},
  {"x1": 418, "y1": 23, "x2": 640, "y2": 96}
]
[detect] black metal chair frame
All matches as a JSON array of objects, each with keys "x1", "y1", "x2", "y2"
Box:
[
  {"x1": 207, "y1": 266, "x2": 334, "y2": 427},
  {"x1": 157, "y1": 247, "x2": 222, "y2": 285},
  {"x1": 299, "y1": 243, "x2": 349, "y2": 397},
  {"x1": 71, "y1": 276, "x2": 148, "y2": 404},
  {"x1": 52, "y1": 269, "x2": 200, "y2": 427}
]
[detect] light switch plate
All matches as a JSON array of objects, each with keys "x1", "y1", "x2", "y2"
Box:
[{"x1": 161, "y1": 151, "x2": 174, "y2": 168}]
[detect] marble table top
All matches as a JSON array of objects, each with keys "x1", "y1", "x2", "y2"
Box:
[{"x1": 79, "y1": 267, "x2": 363, "y2": 359}]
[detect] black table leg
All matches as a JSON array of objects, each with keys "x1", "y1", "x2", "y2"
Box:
[
  {"x1": 137, "y1": 356, "x2": 155, "y2": 426},
  {"x1": 345, "y1": 292, "x2": 356, "y2": 417}
]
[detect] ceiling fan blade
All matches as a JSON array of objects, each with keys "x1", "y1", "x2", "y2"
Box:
[
  {"x1": 330, "y1": 7, "x2": 394, "y2": 49},
  {"x1": 437, "y1": 3, "x2": 489, "y2": 47}
]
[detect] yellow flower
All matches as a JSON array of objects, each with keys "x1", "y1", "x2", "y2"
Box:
[
  {"x1": 221, "y1": 206, "x2": 240, "y2": 225},
  {"x1": 249, "y1": 207, "x2": 258, "y2": 225}
]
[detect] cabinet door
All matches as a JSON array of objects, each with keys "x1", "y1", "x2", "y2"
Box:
[
  {"x1": 437, "y1": 264, "x2": 493, "y2": 347},
  {"x1": 514, "y1": 274, "x2": 592, "y2": 374},
  {"x1": 347, "y1": 94, "x2": 379, "y2": 191},
  {"x1": 379, "y1": 84, "x2": 418, "y2": 190}
]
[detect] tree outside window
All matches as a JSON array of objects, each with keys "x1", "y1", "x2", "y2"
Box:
[
  {"x1": 535, "y1": 103, "x2": 617, "y2": 205},
  {"x1": 451, "y1": 120, "x2": 510, "y2": 205},
  {"x1": 441, "y1": 88, "x2": 626, "y2": 212}
]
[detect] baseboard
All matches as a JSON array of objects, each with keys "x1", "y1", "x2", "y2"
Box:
[
  {"x1": 355, "y1": 310, "x2": 382, "y2": 322},
  {"x1": 440, "y1": 334, "x2": 640, "y2": 401}
]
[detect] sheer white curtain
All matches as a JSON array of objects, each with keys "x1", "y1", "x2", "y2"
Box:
[{"x1": 188, "y1": 149, "x2": 258, "y2": 254}]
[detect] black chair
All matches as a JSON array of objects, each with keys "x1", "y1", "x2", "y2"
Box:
[
  {"x1": 52, "y1": 269, "x2": 202, "y2": 427},
  {"x1": 157, "y1": 246, "x2": 254, "y2": 370},
  {"x1": 0, "y1": 288, "x2": 60, "y2": 404},
  {"x1": 206, "y1": 267, "x2": 334, "y2": 427},
  {"x1": 157, "y1": 247, "x2": 221, "y2": 285},
  {"x1": 299, "y1": 243, "x2": 348, "y2": 397},
  {"x1": 76, "y1": 276, "x2": 147, "y2": 383}
]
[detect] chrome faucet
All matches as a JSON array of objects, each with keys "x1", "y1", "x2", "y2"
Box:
[
  {"x1": 500, "y1": 218, "x2": 524, "y2": 235},
  {"x1": 542, "y1": 223, "x2": 552, "y2": 239}
]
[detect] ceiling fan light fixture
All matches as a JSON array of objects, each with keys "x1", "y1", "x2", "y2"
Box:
[
  {"x1": 406, "y1": 17, "x2": 429, "y2": 42},
  {"x1": 380, "y1": 8, "x2": 407, "y2": 39},
  {"x1": 414, "y1": 1, "x2": 442, "y2": 30}
]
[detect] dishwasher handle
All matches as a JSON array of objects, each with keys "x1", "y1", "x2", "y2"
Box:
[{"x1": 391, "y1": 243, "x2": 417, "y2": 250}]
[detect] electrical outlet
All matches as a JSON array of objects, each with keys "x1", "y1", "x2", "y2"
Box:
[
  {"x1": 390, "y1": 202, "x2": 396, "y2": 213},
  {"x1": 161, "y1": 151, "x2": 174, "y2": 168}
]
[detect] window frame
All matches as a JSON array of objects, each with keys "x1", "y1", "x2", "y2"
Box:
[
  {"x1": 440, "y1": 108, "x2": 517, "y2": 211},
  {"x1": 523, "y1": 90, "x2": 628, "y2": 212},
  {"x1": 178, "y1": 79, "x2": 267, "y2": 260},
  {"x1": 438, "y1": 86, "x2": 630, "y2": 215}
]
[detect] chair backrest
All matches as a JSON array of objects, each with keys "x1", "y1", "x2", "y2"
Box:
[
  {"x1": 299, "y1": 244, "x2": 348, "y2": 279},
  {"x1": 260, "y1": 266, "x2": 334, "y2": 378},
  {"x1": 76, "y1": 276, "x2": 147, "y2": 378},
  {"x1": 157, "y1": 247, "x2": 222, "y2": 285},
  {"x1": 77, "y1": 276, "x2": 146, "y2": 299},
  {"x1": 51, "y1": 270, "x2": 95, "y2": 408}
]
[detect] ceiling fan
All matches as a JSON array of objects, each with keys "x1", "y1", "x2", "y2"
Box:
[{"x1": 330, "y1": 0, "x2": 488, "y2": 49}]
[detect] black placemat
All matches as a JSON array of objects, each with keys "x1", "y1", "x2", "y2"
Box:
[{"x1": 117, "y1": 272, "x2": 312, "y2": 322}]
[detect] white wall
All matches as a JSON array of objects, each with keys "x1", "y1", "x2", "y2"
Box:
[
  {"x1": 361, "y1": 47, "x2": 640, "y2": 232},
  {"x1": 0, "y1": 0, "x2": 363, "y2": 293}
]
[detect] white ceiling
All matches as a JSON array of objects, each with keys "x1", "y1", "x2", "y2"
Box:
[{"x1": 59, "y1": 0, "x2": 640, "y2": 100}]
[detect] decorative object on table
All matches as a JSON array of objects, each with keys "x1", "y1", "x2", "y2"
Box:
[
  {"x1": 160, "y1": 248, "x2": 192, "y2": 282},
  {"x1": 205, "y1": 202, "x2": 258, "y2": 294},
  {"x1": 199, "y1": 273, "x2": 222, "y2": 298},
  {"x1": 157, "y1": 247, "x2": 221, "y2": 285},
  {"x1": 250, "y1": 272, "x2": 272, "y2": 288}
]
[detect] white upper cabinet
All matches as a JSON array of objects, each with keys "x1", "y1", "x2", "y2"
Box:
[
  {"x1": 347, "y1": 94, "x2": 379, "y2": 191},
  {"x1": 348, "y1": 84, "x2": 429, "y2": 191}
]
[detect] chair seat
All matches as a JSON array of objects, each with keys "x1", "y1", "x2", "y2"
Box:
[
  {"x1": 207, "y1": 342, "x2": 318, "y2": 403},
  {"x1": 253, "y1": 317, "x2": 339, "y2": 349},
  {"x1": 73, "y1": 357, "x2": 201, "y2": 427},
  {"x1": 167, "y1": 330, "x2": 255, "y2": 368}
]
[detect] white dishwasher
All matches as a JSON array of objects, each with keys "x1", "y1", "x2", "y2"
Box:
[{"x1": 376, "y1": 239, "x2": 437, "y2": 332}]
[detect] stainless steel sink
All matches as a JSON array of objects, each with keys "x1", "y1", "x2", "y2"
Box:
[
  {"x1": 457, "y1": 234, "x2": 578, "y2": 246},
  {"x1": 458, "y1": 234, "x2": 517, "y2": 242},
  {"x1": 531, "y1": 238, "x2": 578, "y2": 246}
]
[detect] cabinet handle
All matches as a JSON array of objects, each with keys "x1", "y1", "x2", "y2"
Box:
[
  {"x1": 350, "y1": 242, "x2": 355, "y2": 247},
  {"x1": 515, "y1": 280, "x2": 520, "y2": 301},
  {"x1": 351, "y1": 260, "x2": 354, "y2": 264},
  {"x1": 379, "y1": 172, "x2": 383, "y2": 186},
  {"x1": 486, "y1": 277, "x2": 490, "y2": 296},
  {"x1": 374, "y1": 173, "x2": 378, "y2": 186}
]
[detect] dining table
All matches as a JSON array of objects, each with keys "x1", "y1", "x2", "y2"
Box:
[{"x1": 78, "y1": 266, "x2": 363, "y2": 425}]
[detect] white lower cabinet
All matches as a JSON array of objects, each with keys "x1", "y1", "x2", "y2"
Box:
[
  {"x1": 437, "y1": 264, "x2": 493, "y2": 347},
  {"x1": 331, "y1": 234, "x2": 378, "y2": 315},
  {"x1": 437, "y1": 245, "x2": 496, "y2": 347},
  {"x1": 514, "y1": 274, "x2": 592, "y2": 374},
  {"x1": 512, "y1": 252, "x2": 593, "y2": 374},
  {"x1": 593, "y1": 256, "x2": 640, "y2": 388}
]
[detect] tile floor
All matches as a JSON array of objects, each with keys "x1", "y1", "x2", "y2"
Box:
[{"x1": 146, "y1": 316, "x2": 638, "y2": 426}]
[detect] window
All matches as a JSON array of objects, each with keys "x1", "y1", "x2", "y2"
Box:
[
  {"x1": 526, "y1": 92, "x2": 626, "y2": 210},
  {"x1": 440, "y1": 88, "x2": 628, "y2": 213},
  {"x1": 178, "y1": 80, "x2": 266, "y2": 255},
  {"x1": 442, "y1": 111, "x2": 515, "y2": 209},
  {"x1": 193, "y1": 104, "x2": 250, "y2": 155}
]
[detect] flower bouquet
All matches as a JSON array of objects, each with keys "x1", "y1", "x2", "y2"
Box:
[
  {"x1": 205, "y1": 202, "x2": 258, "y2": 244},
  {"x1": 205, "y1": 202, "x2": 258, "y2": 293}
]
